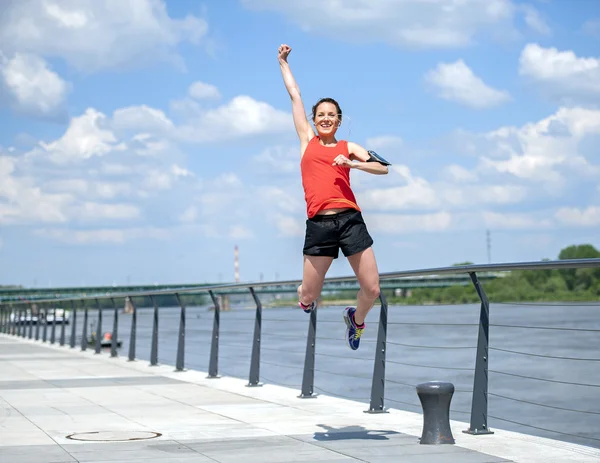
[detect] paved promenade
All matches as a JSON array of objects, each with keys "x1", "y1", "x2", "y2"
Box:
[{"x1": 1, "y1": 335, "x2": 598, "y2": 463}]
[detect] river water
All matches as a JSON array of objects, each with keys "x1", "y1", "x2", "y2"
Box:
[{"x1": 69, "y1": 301, "x2": 599, "y2": 449}]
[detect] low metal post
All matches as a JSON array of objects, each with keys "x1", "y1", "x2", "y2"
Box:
[
  {"x1": 207, "y1": 291, "x2": 220, "y2": 379},
  {"x1": 128, "y1": 297, "x2": 137, "y2": 362},
  {"x1": 366, "y1": 291, "x2": 388, "y2": 413},
  {"x1": 111, "y1": 298, "x2": 119, "y2": 358},
  {"x1": 69, "y1": 300, "x2": 77, "y2": 348},
  {"x1": 50, "y1": 306, "x2": 57, "y2": 344},
  {"x1": 150, "y1": 296, "x2": 159, "y2": 366},
  {"x1": 60, "y1": 305, "x2": 66, "y2": 346},
  {"x1": 299, "y1": 304, "x2": 317, "y2": 398},
  {"x1": 95, "y1": 299, "x2": 102, "y2": 354},
  {"x1": 81, "y1": 304, "x2": 89, "y2": 351},
  {"x1": 175, "y1": 293, "x2": 186, "y2": 371},
  {"x1": 247, "y1": 287, "x2": 262, "y2": 387},
  {"x1": 417, "y1": 381, "x2": 456, "y2": 444},
  {"x1": 463, "y1": 272, "x2": 494, "y2": 436}
]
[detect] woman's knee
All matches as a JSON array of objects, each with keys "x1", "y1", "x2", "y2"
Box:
[
  {"x1": 361, "y1": 282, "x2": 380, "y2": 300},
  {"x1": 299, "y1": 284, "x2": 320, "y2": 303}
]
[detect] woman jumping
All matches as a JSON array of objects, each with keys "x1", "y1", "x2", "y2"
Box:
[{"x1": 277, "y1": 44, "x2": 390, "y2": 350}]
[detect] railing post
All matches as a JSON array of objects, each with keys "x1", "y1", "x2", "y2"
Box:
[
  {"x1": 366, "y1": 291, "x2": 389, "y2": 413},
  {"x1": 111, "y1": 298, "x2": 119, "y2": 358},
  {"x1": 11, "y1": 307, "x2": 17, "y2": 335},
  {"x1": 175, "y1": 293, "x2": 186, "y2": 371},
  {"x1": 94, "y1": 298, "x2": 102, "y2": 354},
  {"x1": 463, "y1": 272, "x2": 494, "y2": 436},
  {"x1": 17, "y1": 308, "x2": 23, "y2": 337},
  {"x1": 150, "y1": 296, "x2": 159, "y2": 366},
  {"x1": 69, "y1": 300, "x2": 77, "y2": 348},
  {"x1": 60, "y1": 305, "x2": 66, "y2": 346},
  {"x1": 81, "y1": 303, "x2": 89, "y2": 351},
  {"x1": 28, "y1": 304, "x2": 33, "y2": 339},
  {"x1": 299, "y1": 304, "x2": 317, "y2": 398},
  {"x1": 42, "y1": 307, "x2": 48, "y2": 342},
  {"x1": 34, "y1": 305, "x2": 41, "y2": 340},
  {"x1": 50, "y1": 305, "x2": 57, "y2": 344},
  {"x1": 207, "y1": 291, "x2": 220, "y2": 379},
  {"x1": 128, "y1": 297, "x2": 138, "y2": 362},
  {"x1": 247, "y1": 287, "x2": 262, "y2": 387}
]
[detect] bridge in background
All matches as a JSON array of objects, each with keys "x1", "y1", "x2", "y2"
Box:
[{"x1": 0, "y1": 272, "x2": 505, "y2": 302}]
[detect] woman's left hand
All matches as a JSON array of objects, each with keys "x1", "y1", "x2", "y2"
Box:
[{"x1": 332, "y1": 154, "x2": 355, "y2": 168}]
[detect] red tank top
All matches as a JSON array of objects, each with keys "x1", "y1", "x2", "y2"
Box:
[{"x1": 300, "y1": 136, "x2": 361, "y2": 218}]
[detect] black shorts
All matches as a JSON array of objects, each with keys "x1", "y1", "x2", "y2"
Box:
[{"x1": 303, "y1": 209, "x2": 374, "y2": 259}]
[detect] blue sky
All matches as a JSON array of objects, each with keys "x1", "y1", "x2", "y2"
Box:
[{"x1": 1, "y1": 0, "x2": 599, "y2": 287}]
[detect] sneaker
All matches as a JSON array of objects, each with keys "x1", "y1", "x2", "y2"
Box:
[
  {"x1": 343, "y1": 307, "x2": 365, "y2": 350},
  {"x1": 298, "y1": 300, "x2": 316, "y2": 313}
]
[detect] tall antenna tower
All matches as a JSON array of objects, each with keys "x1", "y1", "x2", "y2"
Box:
[
  {"x1": 234, "y1": 245, "x2": 239, "y2": 283},
  {"x1": 486, "y1": 230, "x2": 491, "y2": 264}
]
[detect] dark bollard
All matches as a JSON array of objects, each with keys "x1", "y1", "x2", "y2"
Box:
[{"x1": 416, "y1": 381, "x2": 455, "y2": 445}]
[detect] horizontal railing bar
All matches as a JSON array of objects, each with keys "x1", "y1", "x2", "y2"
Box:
[{"x1": 2, "y1": 258, "x2": 599, "y2": 305}]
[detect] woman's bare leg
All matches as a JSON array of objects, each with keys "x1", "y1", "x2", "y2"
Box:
[
  {"x1": 297, "y1": 255, "x2": 334, "y2": 307},
  {"x1": 346, "y1": 247, "x2": 380, "y2": 325}
]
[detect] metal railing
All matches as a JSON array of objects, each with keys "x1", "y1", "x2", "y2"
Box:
[{"x1": 1, "y1": 258, "x2": 599, "y2": 447}]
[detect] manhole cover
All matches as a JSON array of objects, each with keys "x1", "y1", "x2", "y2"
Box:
[{"x1": 66, "y1": 431, "x2": 162, "y2": 442}]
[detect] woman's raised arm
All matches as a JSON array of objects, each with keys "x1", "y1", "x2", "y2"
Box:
[{"x1": 278, "y1": 44, "x2": 315, "y2": 148}]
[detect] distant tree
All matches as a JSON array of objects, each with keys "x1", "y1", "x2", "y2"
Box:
[
  {"x1": 453, "y1": 261, "x2": 474, "y2": 266},
  {"x1": 558, "y1": 244, "x2": 600, "y2": 290}
]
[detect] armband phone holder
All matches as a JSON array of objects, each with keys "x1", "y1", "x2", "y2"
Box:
[{"x1": 367, "y1": 150, "x2": 391, "y2": 166}]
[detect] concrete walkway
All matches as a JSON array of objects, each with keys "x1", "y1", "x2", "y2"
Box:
[{"x1": 1, "y1": 335, "x2": 598, "y2": 463}]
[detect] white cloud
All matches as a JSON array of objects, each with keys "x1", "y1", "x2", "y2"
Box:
[
  {"x1": 582, "y1": 19, "x2": 600, "y2": 38},
  {"x1": 258, "y1": 186, "x2": 304, "y2": 214},
  {"x1": 482, "y1": 211, "x2": 552, "y2": 229},
  {"x1": 365, "y1": 135, "x2": 403, "y2": 152},
  {"x1": 368, "y1": 212, "x2": 453, "y2": 233},
  {"x1": 271, "y1": 213, "x2": 304, "y2": 237},
  {"x1": 0, "y1": 52, "x2": 68, "y2": 118},
  {"x1": 441, "y1": 184, "x2": 527, "y2": 207},
  {"x1": 34, "y1": 226, "x2": 170, "y2": 244},
  {"x1": 555, "y1": 206, "x2": 600, "y2": 227},
  {"x1": 241, "y1": 0, "x2": 543, "y2": 49},
  {"x1": 425, "y1": 59, "x2": 511, "y2": 108},
  {"x1": 179, "y1": 205, "x2": 197, "y2": 223},
  {"x1": 72, "y1": 202, "x2": 140, "y2": 222},
  {"x1": 43, "y1": 179, "x2": 134, "y2": 200},
  {"x1": 253, "y1": 146, "x2": 299, "y2": 174},
  {"x1": 442, "y1": 164, "x2": 478, "y2": 183},
  {"x1": 519, "y1": 4, "x2": 551, "y2": 36},
  {"x1": 177, "y1": 95, "x2": 293, "y2": 142},
  {"x1": 30, "y1": 108, "x2": 126, "y2": 164},
  {"x1": 112, "y1": 105, "x2": 174, "y2": 135},
  {"x1": 111, "y1": 94, "x2": 292, "y2": 144},
  {"x1": 478, "y1": 106, "x2": 600, "y2": 183},
  {"x1": 229, "y1": 225, "x2": 254, "y2": 239},
  {"x1": 0, "y1": 155, "x2": 72, "y2": 224},
  {"x1": 519, "y1": 43, "x2": 600, "y2": 102},
  {"x1": 0, "y1": 0, "x2": 210, "y2": 72},
  {"x1": 188, "y1": 81, "x2": 221, "y2": 100},
  {"x1": 358, "y1": 165, "x2": 439, "y2": 211}
]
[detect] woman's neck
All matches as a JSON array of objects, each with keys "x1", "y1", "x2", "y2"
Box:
[{"x1": 318, "y1": 135, "x2": 337, "y2": 146}]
